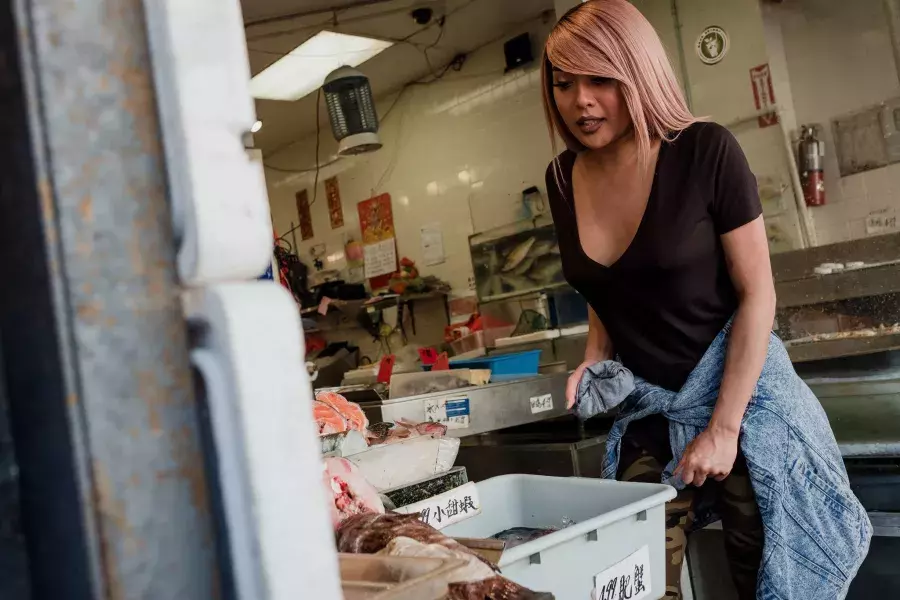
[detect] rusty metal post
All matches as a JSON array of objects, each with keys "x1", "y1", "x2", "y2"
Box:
[{"x1": 0, "y1": 0, "x2": 219, "y2": 598}]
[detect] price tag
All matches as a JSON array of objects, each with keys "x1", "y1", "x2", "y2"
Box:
[
  {"x1": 594, "y1": 546, "x2": 652, "y2": 600},
  {"x1": 424, "y1": 396, "x2": 470, "y2": 429},
  {"x1": 529, "y1": 393, "x2": 554, "y2": 414},
  {"x1": 395, "y1": 482, "x2": 481, "y2": 529}
]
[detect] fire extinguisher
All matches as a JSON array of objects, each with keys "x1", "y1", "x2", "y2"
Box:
[{"x1": 798, "y1": 125, "x2": 826, "y2": 206}]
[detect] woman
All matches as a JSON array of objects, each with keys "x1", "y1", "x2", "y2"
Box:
[{"x1": 542, "y1": 2, "x2": 774, "y2": 598}]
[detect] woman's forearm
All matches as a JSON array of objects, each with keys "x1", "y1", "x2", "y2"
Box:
[
  {"x1": 711, "y1": 290, "x2": 776, "y2": 436},
  {"x1": 584, "y1": 306, "x2": 614, "y2": 362}
]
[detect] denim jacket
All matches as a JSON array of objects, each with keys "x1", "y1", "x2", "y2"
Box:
[{"x1": 581, "y1": 323, "x2": 872, "y2": 599}]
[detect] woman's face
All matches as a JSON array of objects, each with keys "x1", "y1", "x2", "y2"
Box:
[{"x1": 551, "y1": 69, "x2": 631, "y2": 151}]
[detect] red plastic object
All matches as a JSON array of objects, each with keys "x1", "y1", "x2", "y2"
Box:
[
  {"x1": 432, "y1": 352, "x2": 450, "y2": 371},
  {"x1": 377, "y1": 355, "x2": 396, "y2": 384},
  {"x1": 417, "y1": 347, "x2": 439, "y2": 366}
]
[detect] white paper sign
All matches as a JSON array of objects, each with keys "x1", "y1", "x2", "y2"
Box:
[
  {"x1": 421, "y1": 222, "x2": 445, "y2": 266},
  {"x1": 866, "y1": 211, "x2": 898, "y2": 235},
  {"x1": 594, "y1": 546, "x2": 652, "y2": 600},
  {"x1": 530, "y1": 393, "x2": 554, "y2": 414},
  {"x1": 395, "y1": 482, "x2": 481, "y2": 529},
  {"x1": 363, "y1": 238, "x2": 397, "y2": 278},
  {"x1": 424, "y1": 395, "x2": 470, "y2": 429}
]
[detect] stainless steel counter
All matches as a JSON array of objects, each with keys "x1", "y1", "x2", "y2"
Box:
[
  {"x1": 806, "y1": 372, "x2": 900, "y2": 457},
  {"x1": 359, "y1": 372, "x2": 569, "y2": 438}
]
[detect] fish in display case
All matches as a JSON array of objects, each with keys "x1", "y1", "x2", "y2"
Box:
[{"x1": 470, "y1": 219, "x2": 564, "y2": 301}]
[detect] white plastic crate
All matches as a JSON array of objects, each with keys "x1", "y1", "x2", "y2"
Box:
[{"x1": 442, "y1": 475, "x2": 675, "y2": 600}]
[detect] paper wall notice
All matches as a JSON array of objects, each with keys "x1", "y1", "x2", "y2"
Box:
[
  {"x1": 866, "y1": 210, "x2": 898, "y2": 235},
  {"x1": 364, "y1": 238, "x2": 397, "y2": 279},
  {"x1": 421, "y1": 222, "x2": 445, "y2": 266}
]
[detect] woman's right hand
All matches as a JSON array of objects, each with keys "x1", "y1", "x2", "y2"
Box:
[{"x1": 566, "y1": 360, "x2": 595, "y2": 409}]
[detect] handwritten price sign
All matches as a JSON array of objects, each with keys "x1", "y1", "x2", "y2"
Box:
[
  {"x1": 395, "y1": 482, "x2": 481, "y2": 529},
  {"x1": 594, "y1": 546, "x2": 652, "y2": 600},
  {"x1": 529, "y1": 393, "x2": 554, "y2": 414}
]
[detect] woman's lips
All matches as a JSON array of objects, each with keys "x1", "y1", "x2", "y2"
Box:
[{"x1": 576, "y1": 117, "x2": 605, "y2": 134}]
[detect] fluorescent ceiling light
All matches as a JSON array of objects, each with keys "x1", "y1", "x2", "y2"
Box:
[{"x1": 250, "y1": 31, "x2": 392, "y2": 101}]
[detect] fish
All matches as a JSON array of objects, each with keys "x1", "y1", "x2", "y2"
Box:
[
  {"x1": 500, "y1": 274, "x2": 534, "y2": 292},
  {"x1": 491, "y1": 526, "x2": 556, "y2": 550},
  {"x1": 336, "y1": 512, "x2": 496, "y2": 570},
  {"x1": 527, "y1": 239, "x2": 555, "y2": 257},
  {"x1": 527, "y1": 257, "x2": 563, "y2": 283},
  {"x1": 316, "y1": 391, "x2": 368, "y2": 434},
  {"x1": 314, "y1": 401, "x2": 348, "y2": 436},
  {"x1": 447, "y1": 577, "x2": 555, "y2": 600},
  {"x1": 378, "y1": 537, "x2": 496, "y2": 584},
  {"x1": 323, "y1": 457, "x2": 384, "y2": 529},
  {"x1": 510, "y1": 255, "x2": 537, "y2": 276},
  {"x1": 501, "y1": 237, "x2": 536, "y2": 272}
]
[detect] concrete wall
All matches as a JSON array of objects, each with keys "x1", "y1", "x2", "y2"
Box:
[{"x1": 764, "y1": 0, "x2": 900, "y2": 245}]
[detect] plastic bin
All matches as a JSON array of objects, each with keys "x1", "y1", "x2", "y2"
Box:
[
  {"x1": 442, "y1": 474, "x2": 676, "y2": 600},
  {"x1": 448, "y1": 350, "x2": 541, "y2": 381},
  {"x1": 449, "y1": 331, "x2": 485, "y2": 356}
]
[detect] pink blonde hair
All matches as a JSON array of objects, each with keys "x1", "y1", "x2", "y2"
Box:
[{"x1": 542, "y1": 0, "x2": 697, "y2": 172}]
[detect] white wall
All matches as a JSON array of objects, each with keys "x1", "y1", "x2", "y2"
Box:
[
  {"x1": 266, "y1": 16, "x2": 556, "y2": 297},
  {"x1": 668, "y1": 0, "x2": 807, "y2": 251},
  {"x1": 764, "y1": 0, "x2": 900, "y2": 245}
]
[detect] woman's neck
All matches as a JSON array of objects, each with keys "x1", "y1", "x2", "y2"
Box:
[
  {"x1": 581, "y1": 129, "x2": 660, "y2": 175},
  {"x1": 583, "y1": 128, "x2": 640, "y2": 171}
]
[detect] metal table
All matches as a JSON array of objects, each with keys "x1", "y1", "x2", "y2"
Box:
[{"x1": 360, "y1": 372, "x2": 570, "y2": 438}]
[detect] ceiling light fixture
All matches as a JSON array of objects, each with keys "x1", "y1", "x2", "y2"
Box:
[
  {"x1": 249, "y1": 31, "x2": 393, "y2": 102},
  {"x1": 251, "y1": 120, "x2": 263, "y2": 133}
]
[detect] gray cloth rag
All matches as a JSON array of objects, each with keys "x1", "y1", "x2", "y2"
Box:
[{"x1": 574, "y1": 361, "x2": 635, "y2": 420}]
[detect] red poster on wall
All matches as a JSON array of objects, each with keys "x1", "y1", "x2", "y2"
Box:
[
  {"x1": 357, "y1": 193, "x2": 396, "y2": 289},
  {"x1": 295, "y1": 189, "x2": 313, "y2": 241},
  {"x1": 325, "y1": 176, "x2": 344, "y2": 229}
]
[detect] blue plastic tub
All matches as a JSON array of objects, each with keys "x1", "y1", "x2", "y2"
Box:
[{"x1": 449, "y1": 350, "x2": 541, "y2": 381}]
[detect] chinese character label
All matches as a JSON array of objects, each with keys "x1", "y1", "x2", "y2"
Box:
[
  {"x1": 423, "y1": 396, "x2": 470, "y2": 429},
  {"x1": 867, "y1": 211, "x2": 899, "y2": 235},
  {"x1": 395, "y1": 482, "x2": 481, "y2": 530},
  {"x1": 529, "y1": 393, "x2": 554, "y2": 414},
  {"x1": 594, "y1": 546, "x2": 651, "y2": 600}
]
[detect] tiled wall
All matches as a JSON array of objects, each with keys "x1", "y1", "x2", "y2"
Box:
[
  {"x1": 764, "y1": 0, "x2": 900, "y2": 246},
  {"x1": 265, "y1": 16, "x2": 556, "y2": 297}
]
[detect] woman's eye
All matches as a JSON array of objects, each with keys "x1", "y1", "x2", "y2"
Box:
[
  {"x1": 552, "y1": 81, "x2": 573, "y2": 90},
  {"x1": 591, "y1": 76, "x2": 612, "y2": 85}
]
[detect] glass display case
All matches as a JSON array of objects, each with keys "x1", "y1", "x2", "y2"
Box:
[{"x1": 469, "y1": 216, "x2": 565, "y2": 303}]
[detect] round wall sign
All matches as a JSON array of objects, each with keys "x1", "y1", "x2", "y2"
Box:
[{"x1": 696, "y1": 26, "x2": 729, "y2": 65}]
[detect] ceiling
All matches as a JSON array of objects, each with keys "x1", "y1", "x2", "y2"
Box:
[{"x1": 241, "y1": 0, "x2": 554, "y2": 156}]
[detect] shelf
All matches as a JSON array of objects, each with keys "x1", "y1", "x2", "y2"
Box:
[{"x1": 786, "y1": 332, "x2": 900, "y2": 363}]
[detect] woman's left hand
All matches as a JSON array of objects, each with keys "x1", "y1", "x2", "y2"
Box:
[{"x1": 674, "y1": 426, "x2": 739, "y2": 487}]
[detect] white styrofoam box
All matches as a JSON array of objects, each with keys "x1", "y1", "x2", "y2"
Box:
[
  {"x1": 442, "y1": 475, "x2": 676, "y2": 600},
  {"x1": 346, "y1": 435, "x2": 460, "y2": 491}
]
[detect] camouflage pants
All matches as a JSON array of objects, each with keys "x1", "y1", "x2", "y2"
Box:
[{"x1": 617, "y1": 416, "x2": 763, "y2": 600}]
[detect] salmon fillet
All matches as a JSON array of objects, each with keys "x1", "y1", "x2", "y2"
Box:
[
  {"x1": 313, "y1": 401, "x2": 347, "y2": 436},
  {"x1": 316, "y1": 391, "x2": 368, "y2": 433}
]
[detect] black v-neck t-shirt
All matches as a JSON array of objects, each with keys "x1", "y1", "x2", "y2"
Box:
[{"x1": 545, "y1": 122, "x2": 762, "y2": 391}]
